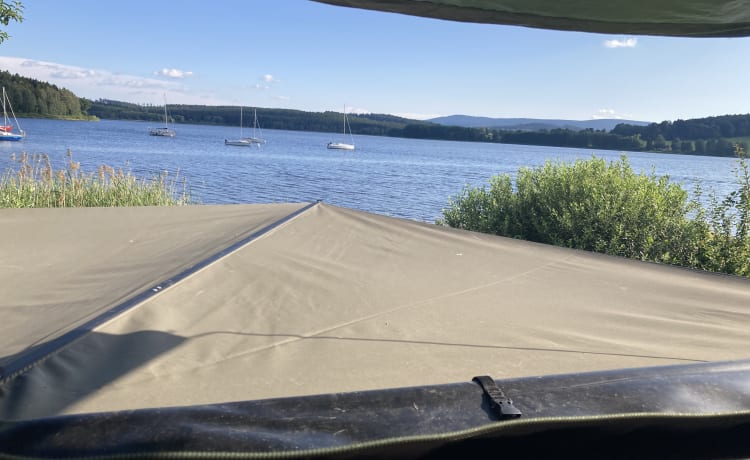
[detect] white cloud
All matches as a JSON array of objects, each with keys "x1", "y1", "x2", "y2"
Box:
[
  {"x1": 591, "y1": 108, "x2": 632, "y2": 119},
  {"x1": 605, "y1": 38, "x2": 637, "y2": 48},
  {"x1": 252, "y1": 74, "x2": 280, "y2": 90},
  {"x1": 0, "y1": 56, "x2": 228, "y2": 105},
  {"x1": 51, "y1": 69, "x2": 98, "y2": 79},
  {"x1": 604, "y1": 37, "x2": 637, "y2": 48},
  {"x1": 155, "y1": 68, "x2": 193, "y2": 78}
]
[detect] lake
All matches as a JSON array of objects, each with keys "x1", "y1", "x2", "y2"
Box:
[{"x1": 0, "y1": 118, "x2": 741, "y2": 222}]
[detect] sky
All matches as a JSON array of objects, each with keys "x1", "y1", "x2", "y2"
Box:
[{"x1": 1, "y1": 0, "x2": 750, "y2": 123}]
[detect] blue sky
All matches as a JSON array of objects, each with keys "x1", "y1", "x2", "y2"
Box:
[{"x1": 1, "y1": 0, "x2": 750, "y2": 122}]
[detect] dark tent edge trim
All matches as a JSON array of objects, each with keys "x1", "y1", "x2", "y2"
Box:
[
  {"x1": 0, "y1": 201, "x2": 321, "y2": 385},
  {"x1": 4, "y1": 395, "x2": 750, "y2": 458},
  {"x1": 135, "y1": 412, "x2": 750, "y2": 459},
  {"x1": 4, "y1": 359, "x2": 750, "y2": 458}
]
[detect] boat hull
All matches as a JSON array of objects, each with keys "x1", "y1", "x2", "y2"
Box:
[
  {"x1": 0, "y1": 131, "x2": 24, "y2": 141},
  {"x1": 225, "y1": 138, "x2": 264, "y2": 147},
  {"x1": 1, "y1": 87, "x2": 24, "y2": 141},
  {"x1": 149, "y1": 128, "x2": 176, "y2": 137},
  {"x1": 327, "y1": 142, "x2": 355, "y2": 150}
]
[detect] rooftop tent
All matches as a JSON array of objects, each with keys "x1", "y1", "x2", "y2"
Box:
[
  {"x1": 2, "y1": 202, "x2": 750, "y2": 457},
  {"x1": 3, "y1": 2, "x2": 750, "y2": 458},
  {"x1": 313, "y1": 0, "x2": 750, "y2": 37}
]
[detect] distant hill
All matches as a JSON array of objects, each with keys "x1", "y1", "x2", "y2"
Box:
[{"x1": 428, "y1": 115, "x2": 651, "y2": 131}]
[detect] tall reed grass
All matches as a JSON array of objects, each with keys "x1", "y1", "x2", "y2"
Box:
[{"x1": 0, "y1": 151, "x2": 190, "y2": 207}]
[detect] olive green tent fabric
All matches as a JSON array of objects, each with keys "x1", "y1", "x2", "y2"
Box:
[
  {"x1": 313, "y1": 0, "x2": 750, "y2": 37},
  {"x1": 1, "y1": 202, "x2": 749, "y2": 420},
  {"x1": 0, "y1": 203, "x2": 308, "y2": 372}
]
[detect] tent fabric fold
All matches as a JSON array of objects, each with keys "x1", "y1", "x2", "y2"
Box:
[
  {"x1": 1, "y1": 202, "x2": 749, "y2": 421},
  {"x1": 0, "y1": 203, "x2": 309, "y2": 376}
]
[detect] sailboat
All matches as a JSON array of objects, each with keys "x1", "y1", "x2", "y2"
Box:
[
  {"x1": 327, "y1": 106, "x2": 355, "y2": 150},
  {"x1": 225, "y1": 107, "x2": 265, "y2": 147},
  {"x1": 0, "y1": 87, "x2": 25, "y2": 142},
  {"x1": 148, "y1": 96, "x2": 176, "y2": 137}
]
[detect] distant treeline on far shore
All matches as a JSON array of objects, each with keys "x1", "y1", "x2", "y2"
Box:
[
  {"x1": 2, "y1": 69, "x2": 748, "y2": 157},
  {"x1": 90, "y1": 99, "x2": 750, "y2": 157}
]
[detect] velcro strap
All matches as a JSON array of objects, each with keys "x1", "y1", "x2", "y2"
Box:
[{"x1": 473, "y1": 375, "x2": 522, "y2": 419}]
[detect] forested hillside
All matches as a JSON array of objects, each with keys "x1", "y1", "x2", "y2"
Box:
[
  {"x1": 0, "y1": 70, "x2": 92, "y2": 119},
  {"x1": 87, "y1": 100, "x2": 425, "y2": 137}
]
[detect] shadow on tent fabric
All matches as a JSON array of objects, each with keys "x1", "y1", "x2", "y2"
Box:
[{"x1": 0, "y1": 330, "x2": 185, "y2": 420}]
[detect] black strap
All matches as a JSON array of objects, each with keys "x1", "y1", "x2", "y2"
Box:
[{"x1": 473, "y1": 375, "x2": 522, "y2": 419}]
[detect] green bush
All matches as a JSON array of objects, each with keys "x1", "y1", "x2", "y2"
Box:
[
  {"x1": 690, "y1": 146, "x2": 750, "y2": 276},
  {"x1": 439, "y1": 149, "x2": 750, "y2": 277}
]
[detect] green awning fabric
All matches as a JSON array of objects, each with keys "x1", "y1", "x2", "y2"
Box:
[{"x1": 313, "y1": 0, "x2": 750, "y2": 37}]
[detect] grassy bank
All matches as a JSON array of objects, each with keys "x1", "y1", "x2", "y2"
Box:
[
  {"x1": 0, "y1": 152, "x2": 190, "y2": 207},
  {"x1": 440, "y1": 146, "x2": 750, "y2": 277}
]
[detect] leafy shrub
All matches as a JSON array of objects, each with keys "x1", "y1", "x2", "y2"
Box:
[
  {"x1": 690, "y1": 146, "x2": 750, "y2": 276},
  {"x1": 440, "y1": 149, "x2": 750, "y2": 277}
]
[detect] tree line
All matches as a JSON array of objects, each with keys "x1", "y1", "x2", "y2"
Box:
[
  {"x1": 80, "y1": 99, "x2": 750, "y2": 157},
  {"x1": 0, "y1": 70, "x2": 92, "y2": 119},
  {"x1": 400, "y1": 119, "x2": 750, "y2": 156},
  {"x1": 87, "y1": 99, "x2": 422, "y2": 137},
  {"x1": 611, "y1": 115, "x2": 750, "y2": 156},
  {"x1": 85, "y1": 100, "x2": 665, "y2": 153}
]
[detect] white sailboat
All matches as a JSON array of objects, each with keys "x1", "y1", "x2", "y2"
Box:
[
  {"x1": 327, "y1": 106, "x2": 355, "y2": 150},
  {"x1": 225, "y1": 107, "x2": 265, "y2": 147},
  {"x1": 0, "y1": 87, "x2": 25, "y2": 142},
  {"x1": 149, "y1": 96, "x2": 176, "y2": 137}
]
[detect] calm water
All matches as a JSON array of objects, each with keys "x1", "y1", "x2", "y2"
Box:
[{"x1": 0, "y1": 118, "x2": 741, "y2": 222}]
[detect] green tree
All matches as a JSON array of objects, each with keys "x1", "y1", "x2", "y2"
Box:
[
  {"x1": 671, "y1": 137, "x2": 682, "y2": 152},
  {"x1": 716, "y1": 138, "x2": 733, "y2": 156},
  {"x1": 0, "y1": 1, "x2": 23, "y2": 44},
  {"x1": 706, "y1": 138, "x2": 717, "y2": 154},
  {"x1": 653, "y1": 134, "x2": 667, "y2": 150},
  {"x1": 694, "y1": 139, "x2": 706, "y2": 154},
  {"x1": 80, "y1": 98, "x2": 92, "y2": 114}
]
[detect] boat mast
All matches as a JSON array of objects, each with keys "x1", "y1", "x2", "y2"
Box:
[
  {"x1": 162, "y1": 93, "x2": 170, "y2": 129},
  {"x1": 2, "y1": 87, "x2": 23, "y2": 135},
  {"x1": 342, "y1": 105, "x2": 347, "y2": 137},
  {"x1": 2, "y1": 87, "x2": 7, "y2": 125},
  {"x1": 344, "y1": 105, "x2": 354, "y2": 145}
]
